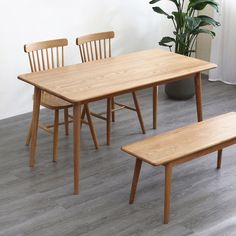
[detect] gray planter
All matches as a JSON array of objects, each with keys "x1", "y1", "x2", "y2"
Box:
[{"x1": 165, "y1": 78, "x2": 195, "y2": 100}]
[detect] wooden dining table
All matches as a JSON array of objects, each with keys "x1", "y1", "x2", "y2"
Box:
[{"x1": 18, "y1": 48, "x2": 217, "y2": 194}]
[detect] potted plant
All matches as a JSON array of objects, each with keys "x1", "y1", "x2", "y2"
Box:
[{"x1": 150, "y1": 0, "x2": 220, "y2": 100}]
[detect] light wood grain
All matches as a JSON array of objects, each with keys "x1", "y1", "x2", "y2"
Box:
[
  {"x1": 76, "y1": 31, "x2": 114, "y2": 47},
  {"x1": 195, "y1": 72, "x2": 203, "y2": 122},
  {"x1": 217, "y1": 149, "x2": 223, "y2": 169},
  {"x1": 84, "y1": 104, "x2": 99, "y2": 149},
  {"x1": 24, "y1": 38, "x2": 73, "y2": 164},
  {"x1": 24, "y1": 38, "x2": 99, "y2": 166},
  {"x1": 129, "y1": 159, "x2": 142, "y2": 204},
  {"x1": 122, "y1": 112, "x2": 236, "y2": 166},
  {"x1": 25, "y1": 39, "x2": 68, "y2": 72},
  {"x1": 25, "y1": 122, "x2": 32, "y2": 146},
  {"x1": 29, "y1": 87, "x2": 41, "y2": 167},
  {"x1": 76, "y1": 32, "x2": 114, "y2": 62},
  {"x1": 123, "y1": 112, "x2": 236, "y2": 224},
  {"x1": 106, "y1": 98, "x2": 111, "y2": 145},
  {"x1": 64, "y1": 108, "x2": 69, "y2": 136},
  {"x1": 40, "y1": 93, "x2": 72, "y2": 109},
  {"x1": 73, "y1": 103, "x2": 81, "y2": 194},
  {"x1": 53, "y1": 110, "x2": 59, "y2": 162},
  {"x1": 76, "y1": 31, "x2": 145, "y2": 145},
  {"x1": 153, "y1": 86, "x2": 158, "y2": 129},
  {"x1": 111, "y1": 97, "x2": 115, "y2": 122},
  {"x1": 76, "y1": 32, "x2": 115, "y2": 146},
  {"x1": 24, "y1": 39, "x2": 68, "y2": 53},
  {"x1": 18, "y1": 48, "x2": 216, "y2": 104},
  {"x1": 19, "y1": 48, "x2": 216, "y2": 195},
  {"x1": 132, "y1": 92, "x2": 145, "y2": 134},
  {"x1": 164, "y1": 163, "x2": 173, "y2": 224}
]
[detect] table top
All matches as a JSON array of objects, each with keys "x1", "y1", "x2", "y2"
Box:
[
  {"x1": 18, "y1": 48, "x2": 216, "y2": 103},
  {"x1": 122, "y1": 112, "x2": 236, "y2": 166}
]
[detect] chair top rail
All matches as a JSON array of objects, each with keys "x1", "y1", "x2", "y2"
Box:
[{"x1": 24, "y1": 38, "x2": 68, "y2": 52}]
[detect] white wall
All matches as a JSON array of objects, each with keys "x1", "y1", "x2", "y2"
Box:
[{"x1": 0, "y1": 0, "x2": 175, "y2": 120}]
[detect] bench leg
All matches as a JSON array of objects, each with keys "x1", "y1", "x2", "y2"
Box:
[
  {"x1": 129, "y1": 159, "x2": 142, "y2": 204},
  {"x1": 164, "y1": 163, "x2": 173, "y2": 224},
  {"x1": 217, "y1": 149, "x2": 223, "y2": 169}
]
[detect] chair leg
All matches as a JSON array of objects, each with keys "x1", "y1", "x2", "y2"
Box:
[
  {"x1": 132, "y1": 92, "x2": 146, "y2": 134},
  {"x1": 111, "y1": 97, "x2": 115, "y2": 122},
  {"x1": 129, "y1": 158, "x2": 142, "y2": 204},
  {"x1": 107, "y1": 98, "x2": 112, "y2": 145},
  {"x1": 25, "y1": 122, "x2": 32, "y2": 145},
  {"x1": 64, "y1": 108, "x2": 69, "y2": 136},
  {"x1": 217, "y1": 149, "x2": 223, "y2": 169},
  {"x1": 164, "y1": 163, "x2": 173, "y2": 224},
  {"x1": 80, "y1": 105, "x2": 86, "y2": 128},
  {"x1": 84, "y1": 104, "x2": 99, "y2": 149},
  {"x1": 53, "y1": 109, "x2": 59, "y2": 162}
]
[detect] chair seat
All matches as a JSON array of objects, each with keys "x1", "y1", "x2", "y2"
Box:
[{"x1": 40, "y1": 92, "x2": 72, "y2": 109}]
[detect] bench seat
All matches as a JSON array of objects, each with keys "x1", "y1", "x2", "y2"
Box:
[
  {"x1": 122, "y1": 112, "x2": 236, "y2": 166},
  {"x1": 121, "y1": 112, "x2": 236, "y2": 224}
]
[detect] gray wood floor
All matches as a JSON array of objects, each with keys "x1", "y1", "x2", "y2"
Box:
[{"x1": 0, "y1": 79, "x2": 236, "y2": 236}]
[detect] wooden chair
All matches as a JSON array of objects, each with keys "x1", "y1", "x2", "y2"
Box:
[
  {"x1": 76, "y1": 31, "x2": 146, "y2": 145},
  {"x1": 24, "y1": 38, "x2": 99, "y2": 162}
]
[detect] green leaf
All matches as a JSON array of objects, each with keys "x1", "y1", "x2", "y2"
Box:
[
  {"x1": 188, "y1": 0, "x2": 219, "y2": 12},
  {"x1": 150, "y1": 0, "x2": 179, "y2": 8},
  {"x1": 185, "y1": 16, "x2": 202, "y2": 32},
  {"x1": 172, "y1": 11, "x2": 186, "y2": 28},
  {"x1": 176, "y1": 33, "x2": 187, "y2": 43},
  {"x1": 160, "y1": 36, "x2": 176, "y2": 44},
  {"x1": 193, "y1": 29, "x2": 216, "y2": 37},
  {"x1": 159, "y1": 42, "x2": 173, "y2": 48},
  {"x1": 197, "y1": 15, "x2": 220, "y2": 27},
  {"x1": 159, "y1": 37, "x2": 175, "y2": 48},
  {"x1": 152, "y1": 7, "x2": 174, "y2": 19},
  {"x1": 149, "y1": 0, "x2": 161, "y2": 4},
  {"x1": 149, "y1": 0, "x2": 220, "y2": 56}
]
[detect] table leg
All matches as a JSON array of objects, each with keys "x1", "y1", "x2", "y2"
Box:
[
  {"x1": 153, "y1": 86, "x2": 158, "y2": 129},
  {"x1": 73, "y1": 103, "x2": 81, "y2": 194},
  {"x1": 29, "y1": 87, "x2": 41, "y2": 167},
  {"x1": 194, "y1": 73, "x2": 203, "y2": 122}
]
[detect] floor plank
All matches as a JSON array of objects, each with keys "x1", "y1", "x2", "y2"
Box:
[{"x1": 0, "y1": 79, "x2": 236, "y2": 235}]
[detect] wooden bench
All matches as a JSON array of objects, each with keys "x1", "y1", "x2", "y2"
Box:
[{"x1": 121, "y1": 112, "x2": 236, "y2": 224}]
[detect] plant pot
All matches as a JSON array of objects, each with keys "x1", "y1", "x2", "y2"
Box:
[{"x1": 165, "y1": 77, "x2": 195, "y2": 100}]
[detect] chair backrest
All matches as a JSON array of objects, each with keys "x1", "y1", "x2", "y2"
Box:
[
  {"x1": 76, "y1": 31, "x2": 115, "y2": 63},
  {"x1": 24, "y1": 38, "x2": 68, "y2": 72}
]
